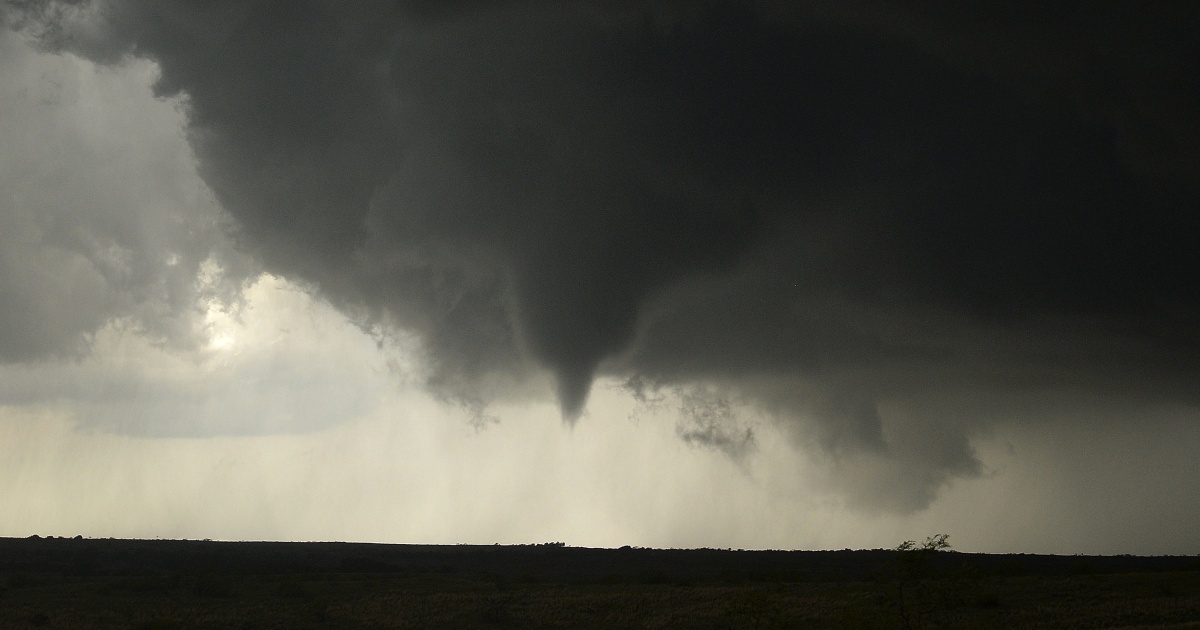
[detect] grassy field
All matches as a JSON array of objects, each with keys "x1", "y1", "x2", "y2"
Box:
[{"x1": 1, "y1": 538, "x2": 1198, "y2": 628}]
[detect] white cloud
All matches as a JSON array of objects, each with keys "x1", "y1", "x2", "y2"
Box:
[
  {"x1": 0, "y1": 273, "x2": 401, "y2": 437},
  {"x1": 0, "y1": 27, "x2": 241, "y2": 362}
]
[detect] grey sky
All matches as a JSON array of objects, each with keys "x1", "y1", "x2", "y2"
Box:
[{"x1": 0, "y1": 1, "x2": 1197, "y2": 552}]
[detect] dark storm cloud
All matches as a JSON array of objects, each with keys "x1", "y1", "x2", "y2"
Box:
[{"x1": 17, "y1": 1, "x2": 1199, "y2": 509}]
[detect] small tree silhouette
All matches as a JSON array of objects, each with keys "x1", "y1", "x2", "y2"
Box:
[
  {"x1": 896, "y1": 533, "x2": 950, "y2": 554},
  {"x1": 891, "y1": 534, "x2": 951, "y2": 630}
]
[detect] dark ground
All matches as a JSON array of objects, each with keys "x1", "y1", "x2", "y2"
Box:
[{"x1": 1, "y1": 536, "x2": 1198, "y2": 628}]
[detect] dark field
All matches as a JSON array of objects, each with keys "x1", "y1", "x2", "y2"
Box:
[{"x1": 1, "y1": 537, "x2": 1198, "y2": 629}]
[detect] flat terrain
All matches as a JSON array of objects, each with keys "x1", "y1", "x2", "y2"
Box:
[{"x1": 1, "y1": 537, "x2": 1198, "y2": 628}]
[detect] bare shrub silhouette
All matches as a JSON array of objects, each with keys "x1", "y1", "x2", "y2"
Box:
[{"x1": 891, "y1": 534, "x2": 951, "y2": 630}]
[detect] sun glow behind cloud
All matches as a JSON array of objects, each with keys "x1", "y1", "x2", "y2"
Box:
[{"x1": 204, "y1": 322, "x2": 236, "y2": 354}]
